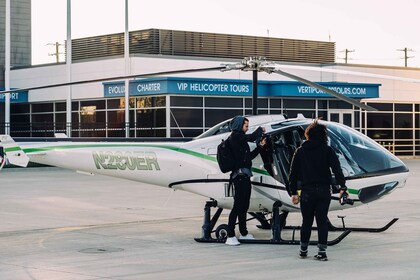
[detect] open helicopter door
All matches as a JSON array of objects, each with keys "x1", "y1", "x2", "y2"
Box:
[{"x1": 260, "y1": 126, "x2": 305, "y2": 192}]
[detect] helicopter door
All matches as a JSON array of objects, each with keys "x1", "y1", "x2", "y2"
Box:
[
  {"x1": 265, "y1": 128, "x2": 305, "y2": 187},
  {"x1": 329, "y1": 109, "x2": 353, "y2": 127}
]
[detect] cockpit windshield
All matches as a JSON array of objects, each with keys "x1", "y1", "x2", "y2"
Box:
[
  {"x1": 265, "y1": 120, "x2": 406, "y2": 185},
  {"x1": 325, "y1": 121, "x2": 405, "y2": 177}
]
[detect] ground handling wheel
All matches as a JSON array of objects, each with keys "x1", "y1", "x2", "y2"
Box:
[{"x1": 215, "y1": 224, "x2": 229, "y2": 240}]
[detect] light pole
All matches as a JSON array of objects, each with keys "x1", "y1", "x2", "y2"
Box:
[{"x1": 4, "y1": 0, "x2": 11, "y2": 135}]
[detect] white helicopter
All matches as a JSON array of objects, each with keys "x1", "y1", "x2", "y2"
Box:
[{"x1": 0, "y1": 58, "x2": 412, "y2": 245}]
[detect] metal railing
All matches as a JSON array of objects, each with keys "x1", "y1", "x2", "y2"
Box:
[{"x1": 0, "y1": 122, "x2": 165, "y2": 138}]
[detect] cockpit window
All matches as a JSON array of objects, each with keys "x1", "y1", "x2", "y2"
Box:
[
  {"x1": 195, "y1": 120, "x2": 231, "y2": 139},
  {"x1": 326, "y1": 122, "x2": 405, "y2": 176}
]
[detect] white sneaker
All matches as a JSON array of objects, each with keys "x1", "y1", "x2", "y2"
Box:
[
  {"x1": 239, "y1": 233, "x2": 255, "y2": 240},
  {"x1": 225, "y1": 236, "x2": 240, "y2": 246}
]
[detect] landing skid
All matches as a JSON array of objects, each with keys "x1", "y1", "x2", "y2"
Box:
[
  {"x1": 194, "y1": 201, "x2": 350, "y2": 245},
  {"x1": 283, "y1": 216, "x2": 399, "y2": 233}
]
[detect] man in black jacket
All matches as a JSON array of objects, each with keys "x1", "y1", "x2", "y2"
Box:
[
  {"x1": 289, "y1": 120, "x2": 347, "y2": 260},
  {"x1": 225, "y1": 116, "x2": 266, "y2": 246}
]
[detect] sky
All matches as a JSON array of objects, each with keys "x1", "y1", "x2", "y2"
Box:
[{"x1": 31, "y1": 0, "x2": 420, "y2": 67}]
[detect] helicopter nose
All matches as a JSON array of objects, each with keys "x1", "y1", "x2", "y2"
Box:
[{"x1": 358, "y1": 181, "x2": 399, "y2": 203}]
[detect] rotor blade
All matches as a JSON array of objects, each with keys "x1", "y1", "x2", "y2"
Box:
[
  {"x1": 270, "y1": 64, "x2": 420, "y2": 84},
  {"x1": 272, "y1": 69, "x2": 377, "y2": 111},
  {"x1": 0, "y1": 66, "x2": 226, "y2": 94}
]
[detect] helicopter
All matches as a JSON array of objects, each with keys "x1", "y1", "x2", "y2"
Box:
[{"x1": 0, "y1": 58, "x2": 412, "y2": 245}]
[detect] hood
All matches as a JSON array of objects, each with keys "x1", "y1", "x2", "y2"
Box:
[{"x1": 230, "y1": 116, "x2": 245, "y2": 132}]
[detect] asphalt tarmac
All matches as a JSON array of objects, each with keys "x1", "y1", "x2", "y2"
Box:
[{"x1": 0, "y1": 161, "x2": 419, "y2": 280}]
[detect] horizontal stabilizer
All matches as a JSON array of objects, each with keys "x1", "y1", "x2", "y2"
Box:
[{"x1": 0, "y1": 135, "x2": 29, "y2": 167}]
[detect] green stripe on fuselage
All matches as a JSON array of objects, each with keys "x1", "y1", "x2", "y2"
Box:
[
  {"x1": 4, "y1": 146, "x2": 21, "y2": 152},
  {"x1": 22, "y1": 143, "x2": 361, "y2": 193}
]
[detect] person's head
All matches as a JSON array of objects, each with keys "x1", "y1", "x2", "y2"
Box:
[
  {"x1": 242, "y1": 118, "x2": 249, "y2": 133},
  {"x1": 229, "y1": 116, "x2": 249, "y2": 133},
  {"x1": 304, "y1": 120, "x2": 328, "y2": 144}
]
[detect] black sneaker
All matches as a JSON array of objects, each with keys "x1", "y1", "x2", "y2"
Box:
[
  {"x1": 299, "y1": 250, "x2": 308, "y2": 258},
  {"x1": 314, "y1": 253, "x2": 328, "y2": 261}
]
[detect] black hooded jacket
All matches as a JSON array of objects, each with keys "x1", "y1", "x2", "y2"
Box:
[
  {"x1": 229, "y1": 116, "x2": 263, "y2": 171},
  {"x1": 288, "y1": 139, "x2": 346, "y2": 195}
]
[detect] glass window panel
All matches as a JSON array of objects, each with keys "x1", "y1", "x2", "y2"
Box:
[
  {"x1": 329, "y1": 100, "x2": 352, "y2": 109},
  {"x1": 108, "y1": 98, "x2": 126, "y2": 109},
  {"x1": 318, "y1": 110, "x2": 328, "y2": 120},
  {"x1": 415, "y1": 104, "x2": 420, "y2": 112},
  {"x1": 270, "y1": 109, "x2": 282, "y2": 114},
  {"x1": 171, "y1": 108, "x2": 203, "y2": 127},
  {"x1": 395, "y1": 130, "x2": 412, "y2": 139},
  {"x1": 11, "y1": 104, "x2": 30, "y2": 114},
  {"x1": 205, "y1": 97, "x2": 242, "y2": 108},
  {"x1": 354, "y1": 112, "x2": 360, "y2": 128},
  {"x1": 241, "y1": 98, "x2": 268, "y2": 111},
  {"x1": 205, "y1": 109, "x2": 243, "y2": 127},
  {"x1": 395, "y1": 151, "x2": 413, "y2": 156},
  {"x1": 343, "y1": 113, "x2": 352, "y2": 127},
  {"x1": 137, "y1": 109, "x2": 166, "y2": 128},
  {"x1": 55, "y1": 113, "x2": 66, "y2": 123},
  {"x1": 32, "y1": 114, "x2": 53, "y2": 123},
  {"x1": 155, "y1": 96, "x2": 166, "y2": 107},
  {"x1": 257, "y1": 99, "x2": 268, "y2": 108},
  {"x1": 270, "y1": 99, "x2": 281, "y2": 109},
  {"x1": 318, "y1": 100, "x2": 327, "y2": 109},
  {"x1": 55, "y1": 102, "x2": 66, "y2": 112},
  {"x1": 330, "y1": 113, "x2": 339, "y2": 123},
  {"x1": 135, "y1": 97, "x2": 154, "y2": 109},
  {"x1": 11, "y1": 114, "x2": 30, "y2": 123},
  {"x1": 245, "y1": 98, "x2": 252, "y2": 108},
  {"x1": 108, "y1": 110, "x2": 125, "y2": 127},
  {"x1": 32, "y1": 103, "x2": 53, "y2": 113},
  {"x1": 72, "y1": 101, "x2": 79, "y2": 111},
  {"x1": 172, "y1": 96, "x2": 203, "y2": 107},
  {"x1": 129, "y1": 110, "x2": 135, "y2": 126},
  {"x1": 367, "y1": 113, "x2": 392, "y2": 128},
  {"x1": 395, "y1": 113, "x2": 412, "y2": 128},
  {"x1": 415, "y1": 114, "x2": 420, "y2": 128},
  {"x1": 395, "y1": 103, "x2": 412, "y2": 112},
  {"x1": 366, "y1": 103, "x2": 393, "y2": 111},
  {"x1": 367, "y1": 130, "x2": 393, "y2": 139},
  {"x1": 284, "y1": 99, "x2": 315, "y2": 109},
  {"x1": 80, "y1": 110, "x2": 105, "y2": 125},
  {"x1": 284, "y1": 110, "x2": 315, "y2": 119},
  {"x1": 80, "y1": 100, "x2": 105, "y2": 110}
]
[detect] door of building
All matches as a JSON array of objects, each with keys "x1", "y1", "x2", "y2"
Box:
[{"x1": 328, "y1": 110, "x2": 353, "y2": 127}]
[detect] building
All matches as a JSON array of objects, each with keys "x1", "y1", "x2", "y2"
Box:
[
  {"x1": 3, "y1": 28, "x2": 420, "y2": 157},
  {"x1": 0, "y1": 0, "x2": 31, "y2": 123}
]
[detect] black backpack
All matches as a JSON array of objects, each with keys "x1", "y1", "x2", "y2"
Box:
[{"x1": 217, "y1": 136, "x2": 235, "y2": 173}]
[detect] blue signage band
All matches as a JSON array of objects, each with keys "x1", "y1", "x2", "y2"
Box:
[{"x1": 103, "y1": 77, "x2": 380, "y2": 99}]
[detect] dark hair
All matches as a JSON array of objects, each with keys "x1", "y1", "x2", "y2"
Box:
[
  {"x1": 244, "y1": 117, "x2": 249, "y2": 122},
  {"x1": 304, "y1": 120, "x2": 328, "y2": 144}
]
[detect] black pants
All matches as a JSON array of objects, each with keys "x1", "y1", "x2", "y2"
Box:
[
  {"x1": 227, "y1": 175, "x2": 252, "y2": 237},
  {"x1": 300, "y1": 188, "x2": 331, "y2": 248}
]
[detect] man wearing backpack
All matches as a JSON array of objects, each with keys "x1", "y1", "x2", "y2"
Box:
[{"x1": 226, "y1": 116, "x2": 266, "y2": 246}]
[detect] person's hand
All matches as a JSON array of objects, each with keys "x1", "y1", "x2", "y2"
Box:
[
  {"x1": 259, "y1": 137, "x2": 267, "y2": 147},
  {"x1": 291, "y1": 195, "x2": 300, "y2": 204},
  {"x1": 338, "y1": 189, "x2": 347, "y2": 198}
]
